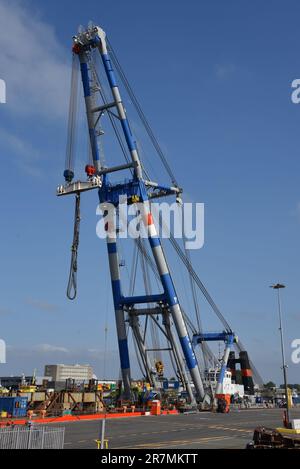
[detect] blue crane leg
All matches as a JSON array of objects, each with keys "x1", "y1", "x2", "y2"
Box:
[{"x1": 106, "y1": 233, "x2": 131, "y2": 399}]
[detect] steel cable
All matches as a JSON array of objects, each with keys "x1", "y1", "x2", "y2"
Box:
[
  {"x1": 65, "y1": 54, "x2": 79, "y2": 173},
  {"x1": 107, "y1": 38, "x2": 178, "y2": 187},
  {"x1": 66, "y1": 193, "x2": 81, "y2": 300}
]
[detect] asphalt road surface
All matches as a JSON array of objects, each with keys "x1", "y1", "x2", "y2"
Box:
[{"x1": 54, "y1": 408, "x2": 300, "y2": 449}]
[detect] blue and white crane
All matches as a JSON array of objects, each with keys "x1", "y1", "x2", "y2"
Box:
[
  {"x1": 58, "y1": 24, "x2": 206, "y2": 403},
  {"x1": 57, "y1": 23, "x2": 262, "y2": 405},
  {"x1": 193, "y1": 331, "x2": 237, "y2": 396}
]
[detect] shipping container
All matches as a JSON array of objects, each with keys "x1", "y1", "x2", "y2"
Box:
[{"x1": 0, "y1": 396, "x2": 28, "y2": 417}]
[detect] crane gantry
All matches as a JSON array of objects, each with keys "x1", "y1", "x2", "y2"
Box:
[{"x1": 57, "y1": 23, "x2": 261, "y2": 405}]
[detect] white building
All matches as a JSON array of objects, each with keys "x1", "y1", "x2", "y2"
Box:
[
  {"x1": 204, "y1": 369, "x2": 245, "y2": 397},
  {"x1": 44, "y1": 364, "x2": 93, "y2": 381}
]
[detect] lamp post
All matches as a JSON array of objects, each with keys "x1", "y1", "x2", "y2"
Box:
[{"x1": 270, "y1": 283, "x2": 290, "y2": 425}]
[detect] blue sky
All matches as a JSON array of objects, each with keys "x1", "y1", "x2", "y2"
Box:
[{"x1": 0, "y1": 0, "x2": 299, "y2": 385}]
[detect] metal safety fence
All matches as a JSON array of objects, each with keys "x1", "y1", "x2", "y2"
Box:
[{"x1": 0, "y1": 425, "x2": 65, "y2": 449}]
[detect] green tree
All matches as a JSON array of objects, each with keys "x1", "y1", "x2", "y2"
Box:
[{"x1": 264, "y1": 381, "x2": 276, "y2": 389}]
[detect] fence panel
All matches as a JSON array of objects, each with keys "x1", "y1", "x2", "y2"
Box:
[
  {"x1": 43, "y1": 428, "x2": 65, "y2": 449},
  {"x1": 0, "y1": 426, "x2": 65, "y2": 449}
]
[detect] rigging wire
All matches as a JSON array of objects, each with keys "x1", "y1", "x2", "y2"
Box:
[
  {"x1": 89, "y1": 53, "x2": 152, "y2": 381},
  {"x1": 139, "y1": 239, "x2": 161, "y2": 362},
  {"x1": 108, "y1": 43, "x2": 264, "y2": 384},
  {"x1": 89, "y1": 54, "x2": 154, "y2": 181},
  {"x1": 131, "y1": 327, "x2": 147, "y2": 380},
  {"x1": 236, "y1": 340, "x2": 263, "y2": 386},
  {"x1": 129, "y1": 242, "x2": 139, "y2": 296},
  {"x1": 66, "y1": 193, "x2": 81, "y2": 300},
  {"x1": 132, "y1": 228, "x2": 200, "y2": 338},
  {"x1": 90, "y1": 49, "x2": 106, "y2": 167},
  {"x1": 80, "y1": 45, "x2": 263, "y2": 384},
  {"x1": 88, "y1": 56, "x2": 130, "y2": 163},
  {"x1": 107, "y1": 38, "x2": 178, "y2": 187},
  {"x1": 106, "y1": 40, "x2": 232, "y2": 332},
  {"x1": 65, "y1": 54, "x2": 79, "y2": 173},
  {"x1": 89, "y1": 49, "x2": 236, "y2": 349},
  {"x1": 169, "y1": 232, "x2": 232, "y2": 332},
  {"x1": 102, "y1": 273, "x2": 110, "y2": 380},
  {"x1": 178, "y1": 201, "x2": 210, "y2": 369}
]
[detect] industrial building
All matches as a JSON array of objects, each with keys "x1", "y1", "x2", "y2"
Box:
[
  {"x1": 44, "y1": 364, "x2": 93, "y2": 382},
  {"x1": 0, "y1": 375, "x2": 50, "y2": 392},
  {"x1": 0, "y1": 376, "x2": 35, "y2": 389}
]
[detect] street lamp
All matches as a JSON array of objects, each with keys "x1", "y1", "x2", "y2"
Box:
[{"x1": 270, "y1": 283, "x2": 290, "y2": 425}]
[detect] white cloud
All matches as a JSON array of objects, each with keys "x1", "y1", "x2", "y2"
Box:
[
  {"x1": 26, "y1": 297, "x2": 59, "y2": 314},
  {"x1": 0, "y1": 127, "x2": 43, "y2": 176},
  {"x1": 0, "y1": 0, "x2": 70, "y2": 119},
  {"x1": 87, "y1": 348, "x2": 101, "y2": 354},
  {"x1": 34, "y1": 344, "x2": 69, "y2": 354}
]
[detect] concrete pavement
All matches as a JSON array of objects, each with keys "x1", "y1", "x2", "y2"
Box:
[{"x1": 51, "y1": 408, "x2": 300, "y2": 449}]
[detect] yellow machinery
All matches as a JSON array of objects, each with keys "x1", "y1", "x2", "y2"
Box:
[{"x1": 155, "y1": 360, "x2": 164, "y2": 377}]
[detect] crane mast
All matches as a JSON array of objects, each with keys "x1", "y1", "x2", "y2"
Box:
[{"x1": 59, "y1": 25, "x2": 206, "y2": 403}]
